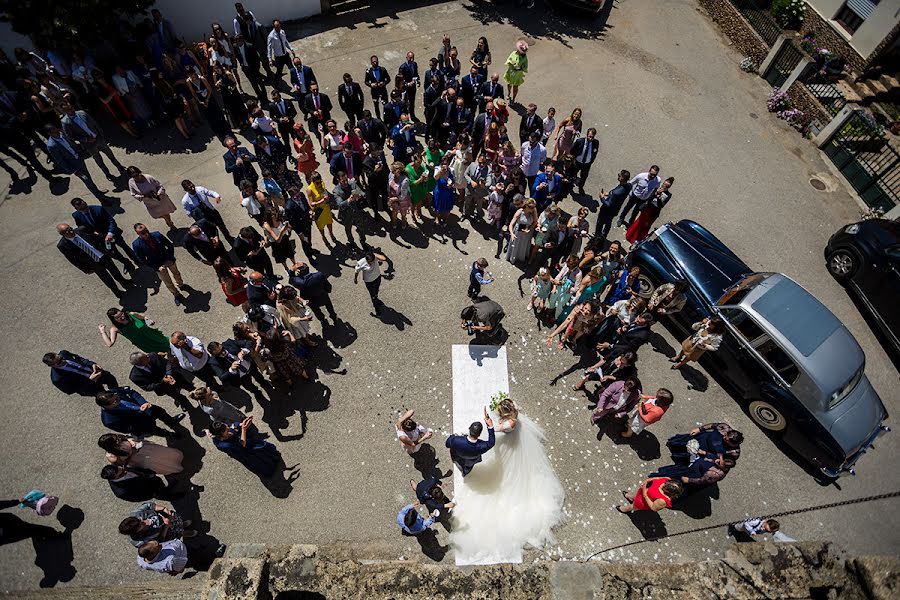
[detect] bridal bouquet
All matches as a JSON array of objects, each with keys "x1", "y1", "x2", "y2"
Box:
[{"x1": 489, "y1": 391, "x2": 509, "y2": 412}]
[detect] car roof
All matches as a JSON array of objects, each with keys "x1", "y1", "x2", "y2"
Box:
[{"x1": 739, "y1": 274, "x2": 863, "y2": 395}]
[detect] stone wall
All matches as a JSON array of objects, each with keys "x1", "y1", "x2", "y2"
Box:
[
  {"x1": 786, "y1": 78, "x2": 833, "y2": 131},
  {"x1": 199, "y1": 541, "x2": 899, "y2": 600},
  {"x1": 698, "y1": 0, "x2": 771, "y2": 66},
  {"x1": 800, "y1": 5, "x2": 866, "y2": 75}
]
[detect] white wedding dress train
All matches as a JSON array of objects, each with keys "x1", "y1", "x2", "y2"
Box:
[{"x1": 449, "y1": 411, "x2": 565, "y2": 564}]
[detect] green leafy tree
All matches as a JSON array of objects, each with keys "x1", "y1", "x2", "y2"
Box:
[{"x1": 0, "y1": 0, "x2": 154, "y2": 50}]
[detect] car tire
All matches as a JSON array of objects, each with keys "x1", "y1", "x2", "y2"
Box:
[
  {"x1": 748, "y1": 400, "x2": 787, "y2": 432},
  {"x1": 826, "y1": 248, "x2": 859, "y2": 282},
  {"x1": 636, "y1": 274, "x2": 655, "y2": 300}
]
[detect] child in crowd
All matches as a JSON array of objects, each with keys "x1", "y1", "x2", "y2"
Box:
[
  {"x1": 261, "y1": 168, "x2": 284, "y2": 207},
  {"x1": 528, "y1": 267, "x2": 553, "y2": 313}
]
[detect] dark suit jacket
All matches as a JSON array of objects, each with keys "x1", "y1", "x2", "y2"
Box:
[
  {"x1": 357, "y1": 116, "x2": 388, "y2": 147},
  {"x1": 337, "y1": 82, "x2": 365, "y2": 112},
  {"x1": 99, "y1": 387, "x2": 156, "y2": 435},
  {"x1": 50, "y1": 350, "x2": 103, "y2": 396},
  {"x1": 234, "y1": 43, "x2": 262, "y2": 72},
  {"x1": 129, "y1": 352, "x2": 181, "y2": 394},
  {"x1": 267, "y1": 98, "x2": 297, "y2": 122},
  {"x1": 329, "y1": 151, "x2": 363, "y2": 178},
  {"x1": 247, "y1": 280, "x2": 277, "y2": 308},
  {"x1": 518, "y1": 113, "x2": 543, "y2": 143},
  {"x1": 445, "y1": 429, "x2": 495, "y2": 474},
  {"x1": 302, "y1": 92, "x2": 332, "y2": 121},
  {"x1": 283, "y1": 196, "x2": 312, "y2": 232},
  {"x1": 479, "y1": 80, "x2": 504, "y2": 102},
  {"x1": 459, "y1": 73, "x2": 483, "y2": 107},
  {"x1": 46, "y1": 135, "x2": 86, "y2": 174},
  {"x1": 289, "y1": 65, "x2": 317, "y2": 94},
  {"x1": 471, "y1": 111, "x2": 494, "y2": 145},
  {"x1": 208, "y1": 339, "x2": 254, "y2": 385},
  {"x1": 72, "y1": 206, "x2": 121, "y2": 238},
  {"x1": 61, "y1": 110, "x2": 105, "y2": 143},
  {"x1": 182, "y1": 219, "x2": 226, "y2": 264},
  {"x1": 364, "y1": 65, "x2": 390, "y2": 90},
  {"x1": 132, "y1": 231, "x2": 176, "y2": 270},
  {"x1": 288, "y1": 271, "x2": 331, "y2": 306},
  {"x1": 233, "y1": 230, "x2": 267, "y2": 264},
  {"x1": 571, "y1": 137, "x2": 599, "y2": 165},
  {"x1": 107, "y1": 471, "x2": 165, "y2": 501},
  {"x1": 223, "y1": 147, "x2": 259, "y2": 187},
  {"x1": 600, "y1": 182, "x2": 632, "y2": 211},
  {"x1": 398, "y1": 61, "x2": 419, "y2": 86},
  {"x1": 57, "y1": 227, "x2": 110, "y2": 274},
  {"x1": 609, "y1": 324, "x2": 652, "y2": 357},
  {"x1": 383, "y1": 100, "x2": 405, "y2": 129}
]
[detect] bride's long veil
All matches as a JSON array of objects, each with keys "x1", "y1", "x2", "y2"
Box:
[{"x1": 449, "y1": 411, "x2": 565, "y2": 564}]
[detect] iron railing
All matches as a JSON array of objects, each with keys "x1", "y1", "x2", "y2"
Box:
[
  {"x1": 799, "y1": 71, "x2": 848, "y2": 116},
  {"x1": 825, "y1": 112, "x2": 900, "y2": 211},
  {"x1": 728, "y1": 0, "x2": 783, "y2": 47}
]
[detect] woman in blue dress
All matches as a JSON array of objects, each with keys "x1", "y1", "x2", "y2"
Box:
[
  {"x1": 208, "y1": 417, "x2": 282, "y2": 478},
  {"x1": 604, "y1": 266, "x2": 641, "y2": 306},
  {"x1": 431, "y1": 158, "x2": 455, "y2": 227}
]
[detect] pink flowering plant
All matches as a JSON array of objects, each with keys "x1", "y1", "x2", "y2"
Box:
[{"x1": 767, "y1": 88, "x2": 790, "y2": 112}]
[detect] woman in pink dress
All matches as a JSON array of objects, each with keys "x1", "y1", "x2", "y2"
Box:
[
  {"x1": 99, "y1": 433, "x2": 184, "y2": 476},
  {"x1": 388, "y1": 161, "x2": 412, "y2": 227},
  {"x1": 127, "y1": 166, "x2": 177, "y2": 230},
  {"x1": 553, "y1": 107, "x2": 582, "y2": 160}
]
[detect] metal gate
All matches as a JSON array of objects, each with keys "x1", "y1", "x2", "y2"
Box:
[
  {"x1": 824, "y1": 113, "x2": 900, "y2": 211},
  {"x1": 764, "y1": 42, "x2": 803, "y2": 88}
]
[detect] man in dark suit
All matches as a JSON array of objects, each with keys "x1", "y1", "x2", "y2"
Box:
[
  {"x1": 423, "y1": 57, "x2": 445, "y2": 96},
  {"x1": 289, "y1": 57, "x2": 317, "y2": 106},
  {"x1": 382, "y1": 90, "x2": 406, "y2": 131},
  {"x1": 451, "y1": 97, "x2": 473, "y2": 142},
  {"x1": 470, "y1": 106, "x2": 494, "y2": 160},
  {"x1": 233, "y1": 34, "x2": 266, "y2": 100},
  {"x1": 56, "y1": 223, "x2": 131, "y2": 297},
  {"x1": 329, "y1": 143, "x2": 363, "y2": 183},
  {"x1": 207, "y1": 339, "x2": 267, "y2": 398},
  {"x1": 391, "y1": 113, "x2": 418, "y2": 163},
  {"x1": 599, "y1": 313, "x2": 655, "y2": 362},
  {"x1": 100, "y1": 464, "x2": 167, "y2": 502},
  {"x1": 398, "y1": 51, "x2": 420, "y2": 122},
  {"x1": 596, "y1": 169, "x2": 632, "y2": 240},
  {"x1": 518, "y1": 103, "x2": 542, "y2": 146},
  {"x1": 182, "y1": 220, "x2": 231, "y2": 267},
  {"x1": 150, "y1": 9, "x2": 179, "y2": 51},
  {"x1": 429, "y1": 88, "x2": 457, "y2": 149},
  {"x1": 422, "y1": 76, "x2": 443, "y2": 141},
  {"x1": 240, "y1": 11, "x2": 272, "y2": 81},
  {"x1": 459, "y1": 66, "x2": 483, "y2": 110},
  {"x1": 95, "y1": 388, "x2": 184, "y2": 436},
  {"x1": 267, "y1": 89, "x2": 297, "y2": 143},
  {"x1": 478, "y1": 73, "x2": 504, "y2": 112},
  {"x1": 445, "y1": 409, "x2": 495, "y2": 477},
  {"x1": 127, "y1": 351, "x2": 191, "y2": 406},
  {"x1": 570, "y1": 127, "x2": 599, "y2": 195},
  {"x1": 59, "y1": 100, "x2": 125, "y2": 182},
  {"x1": 289, "y1": 261, "x2": 337, "y2": 323},
  {"x1": 223, "y1": 135, "x2": 259, "y2": 190},
  {"x1": 364, "y1": 55, "x2": 390, "y2": 120},
  {"x1": 356, "y1": 110, "x2": 387, "y2": 148},
  {"x1": 302, "y1": 83, "x2": 332, "y2": 139},
  {"x1": 44, "y1": 350, "x2": 118, "y2": 397},
  {"x1": 337, "y1": 73, "x2": 365, "y2": 127},
  {"x1": 45, "y1": 124, "x2": 108, "y2": 200},
  {"x1": 283, "y1": 191, "x2": 316, "y2": 263},
  {"x1": 132, "y1": 223, "x2": 188, "y2": 307},
  {"x1": 234, "y1": 226, "x2": 276, "y2": 279},
  {"x1": 70, "y1": 197, "x2": 136, "y2": 270},
  {"x1": 246, "y1": 270, "x2": 277, "y2": 308}
]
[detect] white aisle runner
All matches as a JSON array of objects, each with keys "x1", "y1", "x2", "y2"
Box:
[{"x1": 450, "y1": 344, "x2": 519, "y2": 565}]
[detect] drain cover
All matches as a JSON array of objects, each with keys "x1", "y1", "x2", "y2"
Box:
[
  {"x1": 809, "y1": 177, "x2": 826, "y2": 191},
  {"x1": 749, "y1": 112, "x2": 758, "y2": 119}
]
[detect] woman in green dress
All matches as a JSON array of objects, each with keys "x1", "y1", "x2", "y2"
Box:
[
  {"x1": 405, "y1": 153, "x2": 429, "y2": 225},
  {"x1": 423, "y1": 139, "x2": 444, "y2": 217},
  {"x1": 503, "y1": 40, "x2": 529, "y2": 104},
  {"x1": 99, "y1": 308, "x2": 170, "y2": 353}
]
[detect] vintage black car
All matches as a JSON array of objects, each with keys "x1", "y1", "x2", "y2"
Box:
[
  {"x1": 628, "y1": 220, "x2": 888, "y2": 477},
  {"x1": 824, "y1": 218, "x2": 900, "y2": 360}
]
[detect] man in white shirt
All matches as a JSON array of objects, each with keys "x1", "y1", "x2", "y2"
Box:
[
  {"x1": 137, "y1": 539, "x2": 189, "y2": 575},
  {"x1": 520, "y1": 131, "x2": 547, "y2": 189},
  {"x1": 169, "y1": 332, "x2": 220, "y2": 389},
  {"x1": 180, "y1": 179, "x2": 233, "y2": 242},
  {"x1": 266, "y1": 19, "x2": 294, "y2": 81},
  {"x1": 354, "y1": 250, "x2": 388, "y2": 315},
  {"x1": 617, "y1": 165, "x2": 661, "y2": 228}
]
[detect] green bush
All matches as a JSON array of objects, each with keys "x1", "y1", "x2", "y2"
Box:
[{"x1": 771, "y1": 0, "x2": 805, "y2": 30}]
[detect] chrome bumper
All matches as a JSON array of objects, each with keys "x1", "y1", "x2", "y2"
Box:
[{"x1": 820, "y1": 425, "x2": 890, "y2": 478}]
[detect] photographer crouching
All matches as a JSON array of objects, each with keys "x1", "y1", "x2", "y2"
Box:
[{"x1": 460, "y1": 298, "x2": 506, "y2": 344}]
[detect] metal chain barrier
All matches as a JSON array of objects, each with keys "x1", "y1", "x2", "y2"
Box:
[{"x1": 582, "y1": 489, "x2": 900, "y2": 561}]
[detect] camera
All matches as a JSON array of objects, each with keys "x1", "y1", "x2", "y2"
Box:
[{"x1": 464, "y1": 321, "x2": 476, "y2": 335}]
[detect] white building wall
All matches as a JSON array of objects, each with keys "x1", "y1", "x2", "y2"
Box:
[{"x1": 805, "y1": 0, "x2": 900, "y2": 59}]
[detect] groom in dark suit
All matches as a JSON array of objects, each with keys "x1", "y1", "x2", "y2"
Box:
[{"x1": 445, "y1": 408, "x2": 495, "y2": 476}]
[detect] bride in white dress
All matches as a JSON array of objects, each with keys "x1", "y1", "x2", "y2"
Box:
[{"x1": 449, "y1": 398, "x2": 565, "y2": 564}]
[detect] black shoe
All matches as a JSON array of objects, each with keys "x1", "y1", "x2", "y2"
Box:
[
  {"x1": 215, "y1": 544, "x2": 227, "y2": 558},
  {"x1": 173, "y1": 412, "x2": 187, "y2": 424}
]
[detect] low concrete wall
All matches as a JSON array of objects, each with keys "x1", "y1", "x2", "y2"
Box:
[{"x1": 697, "y1": 0, "x2": 771, "y2": 66}]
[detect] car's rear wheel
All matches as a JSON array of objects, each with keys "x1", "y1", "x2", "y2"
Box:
[
  {"x1": 748, "y1": 400, "x2": 787, "y2": 432},
  {"x1": 636, "y1": 274, "x2": 655, "y2": 300},
  {"x1": 826, "y1": 248, "x2": 858, "y2": 282}
]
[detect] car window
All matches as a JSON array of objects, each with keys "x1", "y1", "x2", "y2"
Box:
[
  {"x1": 718, "y1": 307, "x2": 765, "y2": 342},
  {"x1": 757, "y1": 338, "x2": 800, "y2": 385}
]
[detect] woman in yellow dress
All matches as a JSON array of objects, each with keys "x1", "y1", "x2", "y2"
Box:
[
  {"x1": 503, "y1": 40, "x2": 529, "y2": 104},
  {"x1": 306, "y1": 171, "x2": 337, "y2": 246}
]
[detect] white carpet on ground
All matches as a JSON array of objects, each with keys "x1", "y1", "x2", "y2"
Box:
[{"x1": 450, "y1": 344, "x2": 520, "y2": 566}]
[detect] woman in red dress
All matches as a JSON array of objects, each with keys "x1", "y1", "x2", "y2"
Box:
[
  {"x1": 616, "y1": 477, "x2": 682, "y2": 513},
  {"x1": 625, "y1": 177, "x2": 674, "y2": 246},
  {"x1": 214, "y1": 258, "x2": 249, "y2": 313}
]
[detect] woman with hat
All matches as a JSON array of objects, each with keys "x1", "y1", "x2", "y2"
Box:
[{"x1": 504, "y1": 40, "x2": 529, "y2": 104}]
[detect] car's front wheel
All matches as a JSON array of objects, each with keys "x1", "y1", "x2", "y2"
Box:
[
  {"x1": 826, "y1": 248, "x2": 858, "y2": 282},
  {"x1": 636, "y1": 274, "x2": 655, "y2": 300},
  {"x1": 748, "y1": 400, "x2": 787, "y2": 432}
]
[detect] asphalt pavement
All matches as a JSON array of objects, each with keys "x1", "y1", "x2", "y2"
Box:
[{"x1": 0, "y1": 0, "x2": 897, "y2": 592}]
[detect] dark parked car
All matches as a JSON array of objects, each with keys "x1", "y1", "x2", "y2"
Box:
[
  {"x1": 824, "y1": 218, "x2": 900, "y2": 359},
  {"x1": 629, "y1": 220, "x2": 889, "y2": 478},
  {"x1": 553, "y1": 0, "x2": 608, "y2": 14}
]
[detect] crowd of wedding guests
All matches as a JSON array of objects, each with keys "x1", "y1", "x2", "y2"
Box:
[{"x1": 8, "y1": 0, "x2": 759, "y2": 573}]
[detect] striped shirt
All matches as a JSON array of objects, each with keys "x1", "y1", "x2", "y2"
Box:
[{"x1": 137, "y1": 539, "x2": 188, "y2": 574}]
